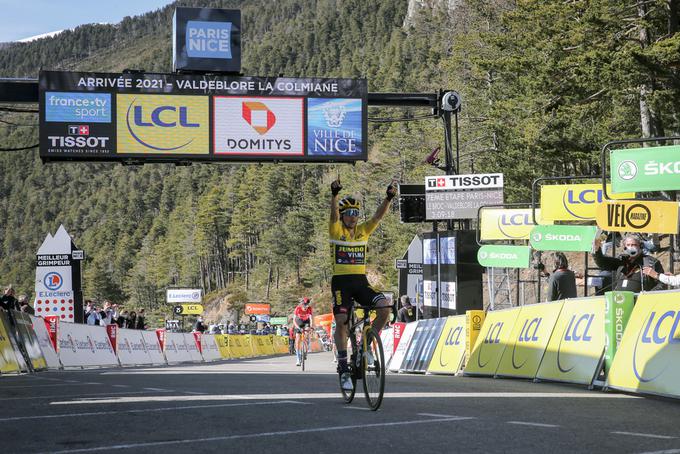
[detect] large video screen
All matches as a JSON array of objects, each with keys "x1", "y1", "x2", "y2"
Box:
[{"x1": 39, "y1": 71, "x2": 367, "y2": 163}]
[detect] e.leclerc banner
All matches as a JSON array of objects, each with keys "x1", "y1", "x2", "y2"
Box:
[
  {"x1": 480, "y1": 208, "x2": 551, "y2": 241},
  {"x1": 530, "y1": 225, "x2": 597, "y2": 252},
  {"x1": 540, "y1": 184, "x2": 634, "y2": 222},
  {"x1": 464, "y1": 307, "x2": 521, "y2": 376},
  {"x1": 496, "y1": 300, "x2": 564, "y2": 379},
  {"x1": 536, "y1": 297, "x2": 605, "y2": 385},
  {"x1": 477, "y1": 245, "x2": 531, "y2": 268},
  {"x1": 595, "y1": 200, "x2": 679, "y2": 234},
  {"x1": 607, "y1": 290, "x2": 680, "y2": 399},
  {"x1": 427, "y1": 315, "x2": 467, "y2": 375},
  {"x1": 611, "y1": 145, "x2": 680, "y2": 193}
]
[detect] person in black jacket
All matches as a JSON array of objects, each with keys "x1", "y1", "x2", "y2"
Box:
[
  {"x1": 547, "y1": 252, "x2": 577, "y2": 301},
  {"x1": 396, "y1": 295, "x2": 420, "y2": 323},
  {"x1": 592, "y1": 234, "x2": 665, "y2": 293}
]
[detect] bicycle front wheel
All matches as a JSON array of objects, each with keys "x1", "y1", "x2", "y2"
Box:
[
  {"x1": 340, "y1": 329, "x2": 358, "y2": 403},
  {"x1": 301, "y1": 337, "x2": 307, "y2": 371},
  {"x1": 362, "y1": 327, "x2": 385, "y2": 411}
]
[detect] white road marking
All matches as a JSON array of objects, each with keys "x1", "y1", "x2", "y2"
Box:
[
  {"x1": 111, "y1": 385, "x2": 129, "y2": 388},
  {"x1": 182, "y1": 391, "x2": 208, "y2": 395},
  {"x1": 0, "y1": 384, "x2": 80, "y2": 389},
  {"x1": 1, "y1": 390, "x2": 176, "y2": 401},
  {"x1": 418, "y1": 413, "x2": 460, "y2": 418},
  {"x1": 142, "y1": 387, "x2": 173, "y2": 392},
  {"x1": 612, "y1": 431, "x2": 676, "y2": 440},
  {"x1": 0, "y1": 400, "x2": 305, "y2": 422},
  {"x1": 637, "y1": 450, "x2": 680, "y2": 454},
  {"x1": 344, "y1": 406, "x2": 372, "y2": 411},
  {"x1": 508, "y1": 421, "x2": 560, "y2": 428},
  {"x1": 39, "y1": 416, "x2": 476, "y2": 453},
  {"x1": 49, "y1": 391, "x2": 638, "y2": 405}
]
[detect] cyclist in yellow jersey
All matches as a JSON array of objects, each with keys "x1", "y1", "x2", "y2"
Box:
[{"x1": 329, "y1": 178, "x2": 396, "y2": 391}]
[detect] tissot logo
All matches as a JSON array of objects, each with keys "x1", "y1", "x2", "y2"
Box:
[
  {"x1": 68, "y1": 125, "x2": 89, "y2": 136},
  {"x1": 117, "y1": 94, "x2": 209, "y2": 154}
]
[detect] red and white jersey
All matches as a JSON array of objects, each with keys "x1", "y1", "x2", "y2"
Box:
[{"x1": 294, "y1": 304, "x2": 313, "y2": 321}]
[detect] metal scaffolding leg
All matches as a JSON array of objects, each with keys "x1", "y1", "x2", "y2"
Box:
[{"x1": 487, "y1": 267, "x2": 512, "y2": 311}]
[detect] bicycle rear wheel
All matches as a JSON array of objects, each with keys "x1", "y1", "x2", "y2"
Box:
[
  {"x1": 340, "y1": 329, "x2": 358, "y2": 403},
  {"x1": 301, "y1": 336, "x2": 307, "y2": 371},
  {"x1": 362, "y1": 327, "x2": 385, "y2": 411}
]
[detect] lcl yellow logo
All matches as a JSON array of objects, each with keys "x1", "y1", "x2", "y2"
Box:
[{"x1": 117, "y1": 94, "x2": 209, "y2": 154}]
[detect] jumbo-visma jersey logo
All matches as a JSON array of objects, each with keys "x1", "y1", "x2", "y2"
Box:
[{"x1": 117, "y1": 94, "x2": 209, "y2": 154}]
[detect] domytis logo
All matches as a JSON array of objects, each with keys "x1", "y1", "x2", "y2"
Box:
[
  {"x1": 618, "y1": 160, "x2": 638, "y2": 180},
  {"x1": 242, "y1": 102, "x2": 276, "y2": 134}
]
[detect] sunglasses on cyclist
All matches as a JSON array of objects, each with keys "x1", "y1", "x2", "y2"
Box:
[{"x1": 342, "y1": 208, "x2": 360, "y2": 217}]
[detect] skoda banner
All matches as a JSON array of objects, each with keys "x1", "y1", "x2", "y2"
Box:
[
  {"x1": 530, "y1": 225, "x2": 597, "y2": 252},
  {"x1": 604, "y1": 291, "x2": 635, "y2": 373},
  {"x1": 477, "y1": 245, "x2": 531, "y2": 268},
  {"x1": 479, "y1": 208, "x2": 550, "y2": 241},
  {"x1": 540, "y1": 184, "x2": 634, "y2": 222},
  {"x1": 607, "y1": 290, "x2": 680, "y2": 398},
  {"x1": 610, "y1": 145, "x2": 680, "y2": 193},
  {"x1": 595, "y1": 200, "x2": 679, "y2": 234}
]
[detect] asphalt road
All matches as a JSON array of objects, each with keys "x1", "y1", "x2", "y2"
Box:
[{"x1": 1, "y1": 352, "x2": 679, "y2": 454}]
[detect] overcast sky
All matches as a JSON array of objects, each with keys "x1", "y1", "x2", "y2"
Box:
[{"x1": 0, "y1": 0, "x2": 174, "y2": 42}]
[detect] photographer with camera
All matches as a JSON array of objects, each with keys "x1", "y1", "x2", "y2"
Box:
[{"x1": 592, "y1": 234, "x2": 665, "y2": 293}]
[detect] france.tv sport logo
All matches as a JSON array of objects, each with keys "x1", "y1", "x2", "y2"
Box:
[
  {"x1": 117, "y1": 94, "x2": 209, "y2": 154},
  {"x1": 45, "y1": 92, "x2": 111, "y2": 123},
  {"x1": 307, "y1": 98, "x2": 362, "y2": 156}
]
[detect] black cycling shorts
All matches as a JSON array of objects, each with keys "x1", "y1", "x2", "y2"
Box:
[
  {"x1": 331, "y1": 274, "x2": 384, "y2": 316},
  {"x1": 294, "y1": 317, "x2": 311, "y2": 333}
]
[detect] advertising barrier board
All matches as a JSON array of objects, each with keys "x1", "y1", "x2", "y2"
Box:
[
  {"x1": 388, "y1": 321, "x2": 417, "y2": 372},
  {"x1": 427, "y1": 315, "x2": 467, "y2": 375},
  {"x1": 536, "y1": 297, "x2": 605, "y2": 385},
  {"x1": 540, "y1": 184, "x2": 634, "y2": 221},
  {"x1": 163, "y1": 332, "x2": 194, "y2": 363},
  {"x1": 464, "y1": 307, "x2": 521, "y2": 376},
  {"x1": 496, "y1": 301, "x2": 564, "y2": 379},
  {"x1": 0, "y1": 314, "x2": 21, "y2": 373},
  {"x1": 595, "y1": 200, "x2": 679, "y2": 234},
  {"x1": 607, "y1": 291, "x2": 680, "y2": 398},
  {"x1": 200, "y1": 334, "x2": 222, "y2": 361},
  {"x1": 12, "y1": 311, "x2": 47, "y2": 370},
  {"x1": 140, "y1": 330, "x2": 166, "y2": 365},
  {"x1": 480, "y1": 208, "x2": 549, "y2": 241},
  {"x1": 604, "y1": 291, "x2": 635, "y2": 373},
  {"x1": 530, "y1": 225, "x2": 598, "y2": 252},
  {"x1": 380, "y1": 328, "x2": 394, "y2": 367},
  {"x1": 400, "y1": 319, "x2": 429, "y2": 372},
  {"x1": 57, "y1": 323, "x2": 118, "y2": 368},
  {"x1": 465, "y1": 310, "x2": 485, "y2": 362},
  {"x1": 116, "y1": 329, "x2": 153, "y2": 366},
  {"x1": 610, "y1": 145, "x2": 680, "y2": 193},
  {"x1": 30, "y1": 315, "x2": 61, "y2": 369}
]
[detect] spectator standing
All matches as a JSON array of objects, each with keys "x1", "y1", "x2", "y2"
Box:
[
  {"x1": 85, "y1": 302, "x2": 101, "y2": 325},
  {"x1": 126, "y1": 311, "x2": 137, "y2": 329},
  {"x1": 592, "y1": 234, "x2": 665, "y2": 293},
  {"x1": 116, "y1": 310, "x2": 128, "y2": 328},
  {"x1": 642, "y1": 267, "x2": 680, "y2": 288},
  {"x1": 135, "y1": 308, "x2": 146, "y2": 330},
  {"x1": 0, "y1": 286, "x2": 19, "y2": 312},
  {"x1": 547, "y1": 252, "x2": 577, "y2": 301},
  {"x1": 396, "y1": 295, "x2": 418, "y2": 323},
  {"x1": 194, "y1": 316, "x2": 207, "y2": 333},
  {"x1": 100, "y1": 301, "x2": 114, "y2": 325},
  {"x1": 18, "y1": 295, "x2": 34, "y2": 315}
]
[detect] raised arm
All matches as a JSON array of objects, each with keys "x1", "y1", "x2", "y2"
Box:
[
  {"x1": 330, "y1": 179, "x2": 342, "y2": 223},
  {"x1": 370, "y1": 181, "x2": 398, "y2": 225}
]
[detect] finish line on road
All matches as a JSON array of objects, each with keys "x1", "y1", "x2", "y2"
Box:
[{"x1": 50, "y1": 391, "x2": 638, "y2": 405}]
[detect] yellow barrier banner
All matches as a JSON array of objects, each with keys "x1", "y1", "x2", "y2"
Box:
[
  {"x1": 607, "y1": 291, "x2": 680, "y2": 398},
  {"x1": 0, "y1": 316, "x2": 21, "y2": 374},
  {"x1": 540, "y1": 184, "x2": 633, "y2": 222},
  {"x1": 252, "y1": 336, "x2": 265, "y2": 356},
  {"x1": 464, "y1": 307, "x2": 521, "y2": 376},
  {"x1": 536, "y1": 297, "x2": 605, "y2": 385},
  {"x1": 243, "y1": 334, "x2": 253, "y2": 356},
  {"x1": 427, "y1": 315, "x2": 466, "y2": 375},
  {"x1": 215, "y1": 335, "x2": 232, "y2": 359},
  {"x1": 273, "y1": 336, "x2": 289, "y2": 354},
  {"x1": 496, "y1": 301, "x2": 564, "y2": 379},
  {"x1": 480, "y1": 208, "x2": 550, "y2": 241},
  {"x1": 595, "y1": 200, "x2": 679, "y2": 234},
  {"x1": 465, "y1": 310, "x2": 485, "y2": 362},
  {"x1": 228, "y1": 335, "x2": 245, "y2": 358}
]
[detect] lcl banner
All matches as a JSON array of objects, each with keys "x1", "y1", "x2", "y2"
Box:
[
  {"x1": 595, "y1": 200, "x2": 679, "y2": 234},
  {"x1": 610, "y1": 145, "x2": 680, "y2": 193},
  {"x1": 479, "y1": 208, "x2": 550, "y2": 241},
  {"x1": 540, "y1": 184, "x2": 634, "y2": 221}
]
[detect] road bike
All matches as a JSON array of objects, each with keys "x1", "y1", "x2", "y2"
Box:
[
  {"x1": 299, "y1": 327, "x2": 311, "y2": 371},
  {"x1": 340, "y1": 304, "x2": 392, "y2": 411}
]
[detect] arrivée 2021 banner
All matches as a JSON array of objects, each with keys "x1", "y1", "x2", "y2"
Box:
[{"x1": 39, "y1": 70, "x2": 367, "y2": 163}]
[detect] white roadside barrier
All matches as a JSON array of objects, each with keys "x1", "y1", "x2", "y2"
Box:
[
  {"x1": 184, "y1": 333, "x2": 203, "y2": 362},
  {"x1": 116, "y1": 328, "x2": 154, "y2": 366},
  {"x1": 30, "y1": 315, "x2": 61, "y2": 370},
  {"x1": 57, "y1": 322, "x2": 118, "y2": 368},
  {"x1": 200, "y1": 334, "x2": 221, "y2": 362},
  {"x1": 140, "y1": 330, "x2": 166, "y2": 365},
  {"x1": 163, "y1": 332, "x2": 193, "y2": 364}
]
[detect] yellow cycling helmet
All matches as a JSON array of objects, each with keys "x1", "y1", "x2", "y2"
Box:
[{"x1": 338, "y1": 197, "x2": 361, "y2": 214}]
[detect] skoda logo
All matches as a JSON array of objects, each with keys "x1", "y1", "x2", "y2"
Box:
[
  {"x1": 532, "y1": 232, "x2": 542, "y2": 242},
  {"x1": 479, "y1": 251, "x2": 488, "y2": 260},
  {"x1": 617, "y1": 160, "x2": 638, "y2": 181},
  {"x1": 614, "y1": 293, "x2": 625, "y2": 304}
]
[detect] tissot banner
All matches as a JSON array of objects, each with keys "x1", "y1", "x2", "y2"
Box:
[{"x1": 39, "y1": 71, "x2": 367, "y2": 163}]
